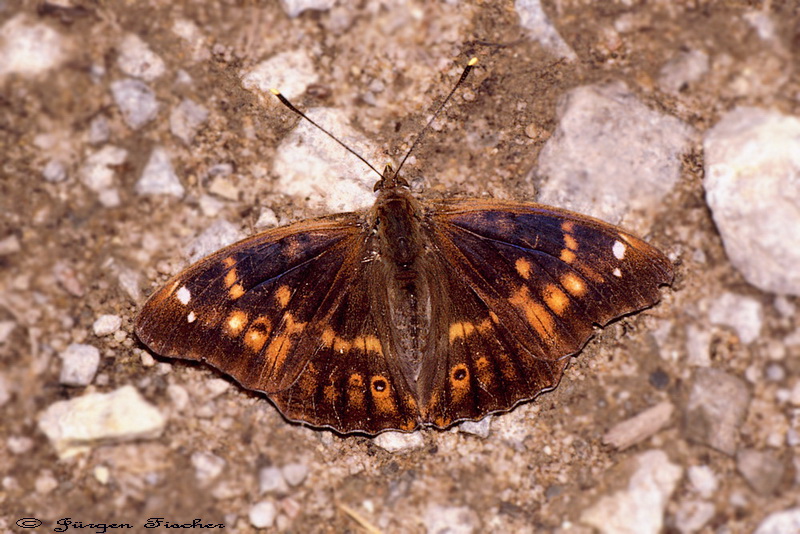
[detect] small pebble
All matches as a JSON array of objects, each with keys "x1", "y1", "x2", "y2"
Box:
[
  {"x1": 42, "y1": 159, "x2": 67, "y2": 183},
  {"x1": 135, "y1": 146, "x2": 184, "y2": 198},
  {"x1": 93, "y1": 314, "x2": 122, "y2": 336},
  {"x1": 170, "y1": 98, "x2": 209, "y2": 145},
  {"x1": 458, "y1": 416, "x2": 492, "y2": 438},
  {"x1": 110, "y1": 78, "x2": 160, "y2": 130},
  {"x1": 191, "y1": 451, "x2": 226, "y2": 483},
  {"x1": 603, "y1": 402, "x2": 674, "y2": 450},
  {"x1": 7, "y1": 436, "x2": 33, "y2": 454},
  {"x1": 59, "y1": 343, "x2": 101, "y2": 387},
  {"x1": 249, "y1": 500, "x2": 277, "y2": 529},
  {"x1": 0, "y1": 320, "x2": 16, "y2": 344},
  {"x1": 0, "y1": 374, "x2": 10, "y2": 407},
  {"x1": 117, "y1": 33, "x2": 165, "y2": 81},
  {"x1": 685, "y1": 368, "x2": 750, "y2": 455},
  {"x1": 259, "y1": 466, "x2": 288, "y2": 494},
  {"x1": 687, "y1": 465, "x2": 718, "y2": 498},
  {"x1": 755, "y1": 508, "x2": 800, "y2": 534},
  {"x1": 0, "y1": 15, "x2": 68, "y2": 78},
  {"x1": 708, "y1": 292, "x2": 763, "y2": 345},
  {"x1": 167, "y1": 384, "x2": 190, "y2": 412},
  {"x1": 35, "y1": 471, "x2": 59, "y2": 495},
  {"x1": 373, "y1": 431, "x2": 425, "y2": 453},
  {"x1": 423, "y1": 504, "x2": 479, "y2": 534},
  {"x1": 736, "y1": 448, "x2": 784, "y2": 494},
  {"x1": 88, "y1": 115, "x2": 110, "y2": 145},
  {"x1": 282, "y1": 463, "x2": 309, "y2": 487}
]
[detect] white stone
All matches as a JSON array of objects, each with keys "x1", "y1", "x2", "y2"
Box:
[
  {"x1": 191, "y1": 451, "x2": 226, "y2": 483},
  {"x1": 603, "y1": 402, "x2": 674, "y2": 450},
  {"x1": 273, "y1": 107, "x2": 380, "y2": 213},
  {"x1": 755, "y1": 508, "x2": 800, "y2": 534},
  {"x1": 685, "y1": 325, "x2": 711, "y2": 367},
  {"x1": 167, "y1": 384, "x2": 190, "y2": 412},
  {"x1": 242, "y1": 49, "x2": 319, "y2": 101},
  {"x1": 80, "y1": 145, "x2": 128, "y2": 193},
  {"x1": 110, "y1": 78, "x2": 160, "y2": 129},
  {"x1": 685, "y1": 368, "x2": 750, "y2": 455},
  {"x1": 424, "y1": 504, "x2": 478, "y2": 534},
  {"x1": 704, "y1": 107, "x2": 800, "y2": 296},
  {"x1": 35, "y1": 471, "x2": 59, "y2": 495},
  {"x1": 687, "y1": 465, "x2": 718, "y2": 498},
  {"x1": 93, "y1": 314, "x2": 122, "y2": 336},
  {"x1": 458, "y1": 416, "x2": 492, "y2": 438},
  {"x1": 282, "y1": 463, "x2": 309, "y2": 486},
  {"x1": 0, "y1": 321, "x2": 15, "y2": 344},
  {"x1": 136, "y1": 146, "x2": 184, "y2": 198},
  {"x1": 37, "y1": 385, "x2": 166, "y2": 458},
  {"x1": 59, "y1": 343, "x2": 101, "y2": 387},
  {"x1": 708, "y1": 292, "x2": 763, "y2": 344},
  {"x1": 88, "y1": 115, "x2": 110, "y2": 145},
  {"x1": 673, "y1": 500, "x2": 715, "y2": 534},
  {"x1": 249, "y1": 500, "x2": 277, "y2": 529},
  {"x1": 0, "y1": 15, "x2": 69, "y2": 78},
  {"x1": 42, "y1": 159, "x2": 68, "y2": 183},
  {"x1": 280, "y1": 0, "x2": 336, "y2": 18},
  {"x1": 536, "y1": 82, "x2": 694, "y2": 225},
  {"x1": 255, "y1": 207, "x2": 279, "y2": 229},
  {"x1": 373, "y1": 431, "x2": 424, "y2": 453},
  {"x1": 170, "y1": 98, "x2": 209, "y2": 145},
  {"x1": 259, "y1": 466, "x2": 289, "y2": 494},
  {"x1": 7, "y1": 435, "x2": 34, "y2": 454},
  {"x1": 581, "y1": 450, "x2": 683, "y2": 534},
  {"x1": 658, "y1": 49, "x2": 709, "y2": 94},
  {"x1": 117, "y1": 33, "x2": 166, "y2": 81},
  {"x1": 514, "y1": 0, "x2": 576, "y2": 60},
  {"x1": 0, "y1": 374, "x2": 10, "y2": 407}
]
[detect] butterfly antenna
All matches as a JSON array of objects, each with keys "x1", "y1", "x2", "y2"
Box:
[
  {"x1": 270, "y1": 88, "x2": 384, "y2": 180},
  {"x1": 393, "y1": 57, "x2": 478, "y2": 180}
]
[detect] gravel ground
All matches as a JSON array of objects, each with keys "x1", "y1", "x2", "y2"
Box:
[{"x1": 1, "y1": 1, "x2": 799, "y2": 533}]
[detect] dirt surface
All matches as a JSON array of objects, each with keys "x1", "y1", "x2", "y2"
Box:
[{"x1": 2, "y1": 1, "x2": 799, "y2": 533}]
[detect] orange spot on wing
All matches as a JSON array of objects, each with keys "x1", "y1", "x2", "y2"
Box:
[
  {"x1": 275, "y1": 285, "x2": 291, "y2": 308},
  {"x1": 514, "y1": 258, "x2": 532, "y2": 279},
  {"x1": 560, "y1": 249, "x2": 576, "y2": 263},
  {"x1": 509, "y1": 286, "x2": 555, "y2": 341},
  {"x1": 543, "y1": 284, "x2": 570, "y2": 315},
  {"x1": 224, "y1": 268, "x2": 238, "y2": 288},
  {"x1": 223, "y1": 256, "x2": 236, "y2": 268},
  {"x1": 561, "y1": 221, "x2": 574, "y2": 233},
  {"x1": 449, "y1": 363, "x2": 470, "y2": 402},
  {"x1": 562, "y1": 273, "x2": 587, "y2": 296},
  {"x1": 321, "y1": 327, "x2": 336, "y2": 348},
  {"x1": 564, "y1": 234, "x2": 578, "y2": 251},
  {"x1": 363, "y1": 335, "x2": 383, "y2": 355},
  {"x1": 370, "y1": 375, "x2": 396, "y2": 415},
  {"x1": 449, "y1": 321, "x2": 476, "y2": 343},
  {"x1": 226, "y1": 310, "x2": 248, "y2": 335},
  {"x1": 229, "y1": 283, "x2": 245, "y2": 299}
]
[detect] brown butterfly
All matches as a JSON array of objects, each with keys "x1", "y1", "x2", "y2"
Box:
[{"x1": 135, "y1": 59, "x2": 673, "y2": 435}]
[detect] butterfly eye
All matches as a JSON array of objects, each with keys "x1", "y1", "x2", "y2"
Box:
[
  {"x1": 452, "y1": 365, "x2": 468, "y2": 382},
  {"x1": 372, "y1": 377, "x2": 388, "y2": 392}
]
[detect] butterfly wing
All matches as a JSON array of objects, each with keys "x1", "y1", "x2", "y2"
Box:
[
  {"x1": 416, "y1": 198, "x2": 673, "y2": 427},
  {"x1": 135, "y1": 213, "x2": 420, "y2": 434}
]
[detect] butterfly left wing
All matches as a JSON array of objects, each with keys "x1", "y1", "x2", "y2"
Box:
[
  {"x1": 135, "y1": 213, "x2": 422, "y2": 434},
  {"x1": 415, "y1": 198, "x2": 673, "y2": 427}
]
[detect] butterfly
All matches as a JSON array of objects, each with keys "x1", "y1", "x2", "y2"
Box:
[{"x1": 135, "y1": 58, "x2": 673, "y2": 435}]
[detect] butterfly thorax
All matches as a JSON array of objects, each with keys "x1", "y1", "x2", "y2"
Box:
[{"x1": 370, "y1": 185, "x2": 434, "y2": 384}]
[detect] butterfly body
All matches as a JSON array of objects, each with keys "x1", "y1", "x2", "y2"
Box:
[{"x1": 136, "y1": 165, "x2": 673, "y2": 434}]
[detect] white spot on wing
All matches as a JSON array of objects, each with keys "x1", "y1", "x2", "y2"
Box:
[
  {"x1": 613, "y1": 240, "x2": 627, "y2": 260},
  {"x1": 613, "y1": 268, "x2": 623, "y2": 278},
  {"x1": 187, "y1": 311, "x2": 196, "y2": 323},
  {"x1": 176, "y1": 286, "x2": 191, "y2": 305}
]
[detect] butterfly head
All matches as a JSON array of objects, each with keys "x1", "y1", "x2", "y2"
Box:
[{"x1": 373, "y1": 163, "x2": 410, "y2": 192}]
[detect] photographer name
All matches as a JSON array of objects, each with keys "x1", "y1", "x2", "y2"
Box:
[{"x1": 53, "y1": 517, "x2": 225, "y2": 533}]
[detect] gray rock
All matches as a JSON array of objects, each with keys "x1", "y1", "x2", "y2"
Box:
[
  {"x1": 272, "y1": 107, "x2": 380, "y2": 213},
  {"x1": 88, "y1": 115, "x2": 110, "y2": 145},
  {"x1": 280, "y1": 0, "x2": 335, "y2": 18},
  {"x1": 458, "y1": 416, "x2": 492, "y2": 438},
  {"x1": 536, "y1": 82, "x2": 694, "y2": 225},
  {"x1": 755, "y1": 508, "x2": 800, "y2": 534},
  {"x1": 42, "y1": 159, "x2": 67, "y2": 183},
  {"x1": 684, "y1": 368, "x2": 750, "y2": 455},
  {"x1": 259, "y1": 466, "x2": 289, "y2": 494},
  {"x1": 249, "y1": 500, "x2": 277, "y2": 529},
  {"x1": 185, "y1": 219, "x2": 244, "y2": 263},
  {"x1": 170, "y1": 98, "x2": 209, "y2": 145},
  {"x1": 282, "y1": 463, "x2": 309, "y2": 487},
  {"x1": 514, "y1": 0, "x2": 576, "y2": 60},
  {"x1": 603, "y1": 401, "x2": 674, "y2": 450},
  {"x1": 373, "y1": 431, "x2": 424, "y2": 453},
  {"x1": 92, "y1": 314, "x2": 122, "y2": 336},
  {"x1": 673, "y1": 500, "x2": 715, "y2": 534},
  {"x1": 424, "y1": 504, "x2": 479, "y2": 534},
  {"x1": 685, "y1": 325, "x2": 711, "y2": 367},
  {"x1": 117, "y1": 33, "x2": 165, "y2": 81},
  {"x1": 242, "y1": 49, "x2": 319, "y2": 101},
  {"x1": 59, "y1": 343, "x2": 101, "y2": 387},
  {"x1": 736, "y1": 448, "x2": 784, "y2": 494},
  {"x1": 581, "y1": 450, "x2": 683, "y2": 534},
  {"x1": 110, "y1": 78, "x2": 160, "y2": 129},
  {"x1": 658, "y1": 49, "x2": 709, "y2": 94},
  {"x1": 37, "y1": 385, "x2": 166, "y2": 458},
  {"x1": 704, "y1": 107, "x2": 800, "y2": 296},
  {"x1": 708, "y1": 292, "x2": 763, "y2": 344},
  {"x1": 136, "y1": 146, "x2": 184, "y2": 198}
]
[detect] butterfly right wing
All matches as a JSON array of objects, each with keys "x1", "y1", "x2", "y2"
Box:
[{"x1": 415, "y1": 198, "x2": 673, "y2": 427}]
